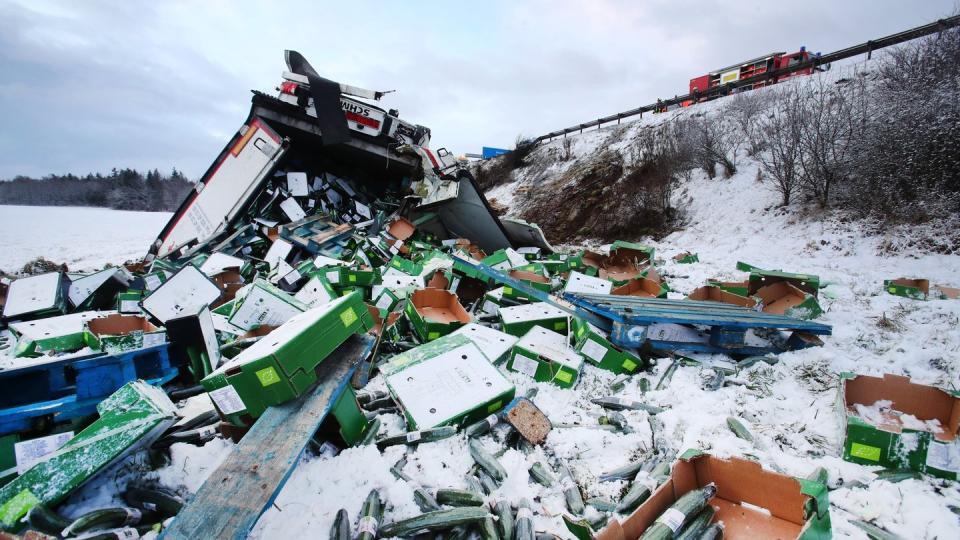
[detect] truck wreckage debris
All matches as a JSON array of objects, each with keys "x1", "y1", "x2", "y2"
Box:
[{"x1": 0, "y1": 50, "x2": 957, "y2": 540}]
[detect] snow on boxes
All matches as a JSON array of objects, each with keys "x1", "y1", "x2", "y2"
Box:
[
  {"x1": 381, "y1": 333, "x2": 515, "y2": 429},
  {"x1": 507, "y1": 326, "x2": 583, "y2": 389}
]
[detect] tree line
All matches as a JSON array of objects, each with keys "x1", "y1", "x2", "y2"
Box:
[{"x1": 0, "y1": 168, "x2": 194, "y2": 212}]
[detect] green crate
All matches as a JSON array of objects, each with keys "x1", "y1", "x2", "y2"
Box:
[
  {"x1": 499, "y1": 302, "x2": 570, "y2": 337},
  {"x1": 404, "y1": 288, "x2": 471, "y2": 342},
  {"x1": 570, "y1": 318, "x2": 643, "y2": 374},
  {"x1": 501, "y1": 270, "x2": 552, "y2": 302},
  {"x1": 883, "y1": 278, "x2": 929, "y2": 300},
  {"x1": 507, "y1": 326, "x2": 583, "y2": 388},
  {"x1": 450, "y1": 323, "x2": 519, "y2": 364}
]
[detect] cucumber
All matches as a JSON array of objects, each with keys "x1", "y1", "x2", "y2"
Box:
[
  {"x1": 655, "y1": 359, "x2": 678, "y2": 390},
  {"x1": 437, "y1": 489, "x2": 485, "y2": 507},
  {"x1": 466, "y1": 414, "x2": 501, "y2": 438},
  {"x1": 558, "y1": 463, "x2": 584, "y2": 515},
  {"x1": 492, "y1": 499, "x2": 514, "y2": 540},
  {"x1": 638, "y1": 377, "x2": 650, "y2": 394},
  {"x1": 469, "y1": 439, "x2": 507, "y2": 481},
  {"x1": 477, "y1": 470, "x2": 499, "y2": 494},
  {"x1": 638, "y1": 484, "x2": 717, "y2": 540},
  {"x1": 609, "y1": 375, "x2": 630, "y2": 393},
  {"x1": 675, "y1": 505, "x2": 716, "y2": 540},
  {"x1": 363, "y1": 396, "x2": 396, "y2": 411},
  {"x1": 698, "y1": 523, "x2": 723, "y2": 540},
  {"x1": 850, "y1": 520, "x2": 906, "y2": 540},
  {"x1": 586, "y1": 497, "x2": 618, "y2": 512},
  {"x1": 524, "y1": 388, "x2": 538, "y2": 400},
  {"x1": 479, "y1": 516, "x2": 501, "y2": 540},
  {"x1": 357, "y1": 390, "x2": 388, "y2": 405},
  {"x1": 600, "y1": 460, "x2": 644, "y2": 482},
  {"x1": 649, "y1": 458, "x2": 671, "y2": 481},
  {"x1": 414, "y1": 487, "x2": 442, "y2": 512},
  {"x1": 726, "y1": 417, "x2": 753, "y2": 442},
  {"x1": 529, "y1": 462, "x2": 556, "y2": 487},
  {"x1": 591, "y1": 397, "x2": 664, "y2": 414},
  {"x1": 448, "y1": 526, "x2": 476, "y2": 540},
  {"x1": 377, "y1": 426, "x2": 458, "y2": 449},
  {"x1": 875, "y1": 469, "x2": 920, "y2": 483},
  {"x1": 379, "y1": 508, "x2": 492, "y2": 537},
  {"x1": 359, "y1": 418, "x2": 381, "y2": 446},
  {"x1": 27, "y1": 504, "x2": 70, "y2": 536},
  {"x1": 62, "y1": 507, "x2": 148, "y2": 537},
  {"x1": 616, "y1": 481, "x2": 651, "y2": 513},
  {"x1": 598, "y1": 412, "x2": 632, "y2": 433},
  {"x1": 357, "y1": 489, "x2": 382, "y2": 540},
  {"x1": 562, "y1": 514, "x2": 593, "y2": 540},
  {"x1": 391, "y1": 457, "x2": 415, "y2": 482},
  {"x1": 513, "y1": 499, "x2": 535, "y2": 540},
  {"x1": 123, "y1": 487, "x2": 184, "y2": 517},
  {"x1": 467, "y1": 475, "x2": 487, "y2": 496},
  {"x1": 330, "y1": 508, "x2": 350, "y2": 540}
]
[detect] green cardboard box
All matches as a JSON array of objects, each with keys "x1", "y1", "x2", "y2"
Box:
[
  {"x1": 8, "y1": 311, "x2": 107, "y2": 357},
  {"x1": 404, "y1": 288, "x2": 471, "y2": 342},
  {"x1": 563, "y1": 271, "x2": 613, "y2": 296},
  {"x1": 480, "y1": 287, "x2": 506, "y2": 315},
  {"x1": 499, "y1": 302, "x2": 570, "y2": 337},
  {"x1": 748, "y1": 269, "x2": 820, "y2": 297},
  {"x1": 382, "y1": 334, "x2": 515, "y2": 429},
  {"x1": 672, "y1": 252, "x2": 699, "y2": 264},
  {"x1": 293, "y1": 275, "x2": 338, "y2": 308},
  {"x1": 1, "y1": 272, "x2": 67, "y2": 321},
  {"x1": 839, "y1": 372, "x2": 960, "y2": 480},
  {"x1": 706, "y1": 279, "x2": 751, "y2": 297},
  {"x1": 507, "y1": 326, "x2": 583, "y2": 388},
  {"x1": 450, "y1": 323, "x2": 519, "y2": 364},
  {"x1": 598, "y1": 450, "x2": 831, "y2": 539},
  {"x1": 227, "y1": 279, "x2": 308, "y2": 332},
  {"x1": 202, "y1": 291, "x2": 374, "y2": 426},
  {"x1": 0, "y1": 381, "x2": 177, "y2": 529},
  {"x1": 883, "y1": 278, "x2": 929, "y2": 300},
  {"x1": 481, "y1": 248, "x2": 529, "y2": 271},
  {"x1": 502, "y1": 270, "x2": 552, "y2": 302},
  {"x1": 84, "y1": 314, "x2": 166, "y2": 353},
  {"x1": 609, "y1": 241, "x2": 655, "y2": 262},
  {"x1": 117, "y1": 291, "x2": 144, "y2": 314},
  {"x1": 753, "y1": 282, "x2": 822, "y2": 320},
  {"x1": 570, "y1": 318, "x2": 643, "y2": 375}
]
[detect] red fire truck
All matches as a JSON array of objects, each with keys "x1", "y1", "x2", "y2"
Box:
[{"x1": 686, "y1": 47, "x2": 820, "y2": 104}]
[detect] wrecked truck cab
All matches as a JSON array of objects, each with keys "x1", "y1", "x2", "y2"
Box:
[{"x1": 149, "y1": 50, "x2": 545, "y2": 263}]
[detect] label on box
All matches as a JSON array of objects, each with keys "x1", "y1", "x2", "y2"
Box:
[
  {"x1": 655, "y1": 508, "x2": 686, "y2": 533},
  {"x1": 926, "y1": 441, "x2": 960, "y2": 473},
  {"x1": 326, "y1": 269, "x2": 341, "y2": 284},
  {"x1": 14, "y1": 432, "x2": 73, "y2": 475},
  {"x1": 580, "y1": 339, "x2": 608, "y2": 363},
  {"x1": 318, "y1": 441, "x2": 339, "y2": 458},
  {"x1": 120, "y1": 299, "x2": 140, "y2": 313},
  {"x1": 283, "y1": 269, "x2": 302, "y2": 285},
  {"x1": 209, "y1": 385, "x2": 246, "y2": 415},
  {"x1": 142, "y1": 332, "x2": 166, "y2": 348},
  {"x1": 375, "y1": 293, "x2": 394, "y2": 311},
  {"x1": 144, "y1": 274, "x2": 163, "y2": 291},
  {"x1": 512, "y1": 354, "x2": 540, "y2": 378},
  {"x1": 482, "y1": 300, "x2": 499, "y2": 315},
  {"x1": 279, "y1": 197, "x2": 306, "y2": 222}
]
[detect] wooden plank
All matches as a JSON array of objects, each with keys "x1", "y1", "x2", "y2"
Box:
[{"x1": 160, "y1": 334, "x2": 374, "y2": 540}]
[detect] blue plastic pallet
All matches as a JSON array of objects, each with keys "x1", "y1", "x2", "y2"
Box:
[{"x1": 0, "y1": 344, "x2": 178, "y2": 436}]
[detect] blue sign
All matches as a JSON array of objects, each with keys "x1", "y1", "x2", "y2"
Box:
[{"x1": 482, "y1": 146, "x2": 510, "y2": 159}]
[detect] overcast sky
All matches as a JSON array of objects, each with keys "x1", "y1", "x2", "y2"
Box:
[{"x1": 0, "y1": 0, "x2": 956, "y2": 179}]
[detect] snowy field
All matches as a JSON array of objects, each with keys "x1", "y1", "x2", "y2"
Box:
[{"x1": 0, "y1": 205, "x2": 170, "y2": 274}]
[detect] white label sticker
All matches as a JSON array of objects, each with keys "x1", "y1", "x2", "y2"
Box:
[
  {"x1": 209, "y1": 385, "x2": 246, "y2": 414},
  {"x1": 283, "y1": 269, "x2": 302, "y2": 285},
  {"x1": 197, "y1": 425, "x2": 219, "y2": 439},
  {"x1": 406, "y1": 431, "x2": 422, "y2": 443},
  {"x1": 486, "y1": 414, "x2": 499, "y2": 428},
  {"x1": 14, "y1": 432, "x2": 73, "y2": 475},
  {"x1": 357, "y1": 516, "x2": 379, "y2": 535},
  {"x1": 482, "y1": 300, "x2": 499, "y2": 315},
  {"x1": 124, "y1": 507, "x2": 142, "y2": 524},
  {"x1": 375, "y1": 293, "x2": 394, "y2": 311},
  {"x1": 120, "y1": 299, "x2": 140, "y2": 313},
  {"x1": 286, "y1": 172, "x2": 309, "y2": 196},
  {"x1": 318, "y1": 441, "x2": 339, "y2": 458},
  {"x1": 142, "y1": 332, "x2": 166, "y2": 348},
  {"x1": 656, "y1": 508, "x2": 687, "y2": 533},
  {"x1": 114, "y1": 528, "x2": 139, "y2": 540},
  {"x1": 580, "y1": 339, "x2": 608, "y2": 363},
  {"x1": 326, "y1": 270, "x2": 341, "y2": 284},
  {"x1": 144, "y1": 274, "x2": 163, "y2": 291},
  {"x1": 926, "y1": 441, "x2": 960, "y2": 473},
  {"x1": 512, "y1": 354, "x2": 540, "y2": 378}
]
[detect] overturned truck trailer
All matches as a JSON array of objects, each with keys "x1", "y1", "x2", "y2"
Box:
[{"x1": 148, "y1": 50, "x2": 549, "y2": 263}]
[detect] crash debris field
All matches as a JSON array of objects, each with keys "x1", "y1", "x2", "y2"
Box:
[{"x1": 1, "y1": 46, "x2": 959, "y2": 540}]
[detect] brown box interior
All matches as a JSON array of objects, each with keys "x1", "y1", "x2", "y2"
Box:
[
  {"x1": 687, "y1": 285, "x2": 757, "y2": 308},
  {"x1": 611, "y1": 278, "x2": 662, "y2": 298},
  {"x1": 889, "y1": 278, "x2": 930, "y2": 295},
  {"x1": 598, "y1": 455, "x2": 810, "y2": 540},
  {"x1": 508, "y1": 270, "x2": 551, "y2": 286},
  {"x1": 844, "y1": 373, "x2": 960, "y2": 442},
  {"x1": 386, "y1": 217, "x2": 416, "y2": 241},
  {"x1": 212, "y1": 270, "x2": 245, "y2": 307},
  {"x1": 426, "y1": 271, "x2": 450, "y2": 289},
  {"x1": 410, "y1": 288, "x2": 471, "y2": 324},
  {"x1": 753, "y1": 282, "x2": 808, "y2": 315},
  {"x1": 87, "y1": 314, "x2": 158, "y2": 337},
  {"x1": 938, "y1": 285, "x2": 960, "y2": 299},
  {"x1": 672, "y1": 252, "x2": 695, "y2": 261}
]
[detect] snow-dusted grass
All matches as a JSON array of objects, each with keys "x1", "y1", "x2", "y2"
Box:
[{"x1": 0, "y1": 205, "x2": 169, "y2": 273}]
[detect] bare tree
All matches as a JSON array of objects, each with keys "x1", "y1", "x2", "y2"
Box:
[
  {"x1": 753, "y1": 85, "x2": 805, "y2": 206},
  {"x1": 687, "y1": 113, "x2": 739, "y2": 178},
  {"x1": 727, "y1": 90, "x2": 774, "y2": 157}
]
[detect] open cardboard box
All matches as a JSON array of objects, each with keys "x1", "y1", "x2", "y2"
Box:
[
  {"x1": 753, "y1": 282, "x2": 822, "y2": 320},
  {"x1": 748, "y1": 270, "x2": 819, "y2": 297},
  {"x1": 707, "y1": 279, "x2": 750, "y2": 297},
  {"x1": 85, "y1": 313, "x2": 164, "y2": 351},
  {"x1": 840, "y1": 372, "x2": 960, "y2": 479},
  {"x1": 404, "y1": 288, "x2": 471, "y2": 341},
  {"x1": 385, "y1": 217, "x2": 415, "y2": 254},
  {"x1": 611, "y1": 277, "x2": 666, "y2": 298},
  {"x1": 596, "y1": 451, "x2": 831, "y2": 540},
  {"x1": 503, "y1": 269, "x2": 552, "y2": 301},
  {"x1": 883, "y1": 278, "x2": 929, "y2": 300},
  {"x1": 687, "y1": 285, "x2": 757, "y2": 309}
]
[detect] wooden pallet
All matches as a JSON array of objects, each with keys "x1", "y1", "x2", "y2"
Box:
[{"x1": 160, "y1": 334, "x2": 374, "y2": 540}]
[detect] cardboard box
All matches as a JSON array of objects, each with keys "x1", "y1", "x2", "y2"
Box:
[
  {"x1": 840, "y1": 373, "x2": 960, "y2": 480},
  {"x1": 0, "y1": 381, "x2": 177, "y2": 528},
  {"x1": 201, "y1": 291, "x2": 374, "y2": 426},
  {"x1": 610, "y1": 278, "x2": 668, "y2": 298},
  {"x1": 382, "y1": 334, "x2": 515, "y2": 429},
  {"x1": 597, "y1": 451, "x2": 831, "y2": 540},
  {"x1": 748, "y1": 269, "x2": 820, "y2": 297},
  {"x1": 570, "y1": 318, "x2": 643, "y2": 374},
  {"x1": 609, "y1": 241, "x2": 655, "y2": 262},
  {"x1": 502, "y1": 270, "x2": 552, "y2": 302},
  {"x1": 141, "y1": 265, "x2": 222, "y2": 324},
  {"x1": 85, "y1": 314, "x2": 166, "y2": 353},
  {"x1": 228, "y1": 279, "x2": 308, "y2": 332},
  {"x1": 404, "y1": 288, "x2": 471, "y2": 342},
  {"x1": 294, "y1": 275, "x2": 338, "y2": 308},
  {"x1": 753, "y1": 282, "x2": 822, "y2": 320},
  {"x1": 499, "y1": 302, "x2": 570, "y2": 337},
  {"x1": 67, "y1": 267, "x2": 129, "y2": 310},
  {"x1": 1, "y1": 272, "x2": 66, "y2": 321},
  {"x1": 687, "y1": 286, "x2": 758, "y2": 309},
  {"x1": 935, "y1": 285, "x2": 960, "y2": 300},
  {"x1": 883, "y1": 278, "x2": 929, "y2": 300},
  {"x1": 673, "y1": 252, "x2": 699, "y2": 264},
  {"x1": 481, "y1": 248, "x2": 529, "y2": 271},
  {"x1": 9, "y1": 311, "x2": 107, "y2": 357},
  {"x1": 563, "y1": 271, "x2": 612, "y2": 296},
  {"x1": 707, "y1": 279, "x2": 750, "y2": 297},
  {"x1": 450, "y1": 323, "x2": 519, "y2": 364},
  {"x1": 507, "y1": 326, "x2": 583, "y2": 388}
]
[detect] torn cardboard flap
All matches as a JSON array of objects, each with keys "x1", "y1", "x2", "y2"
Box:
[
  {"x1": 598, "y1": 452, "x2": 828, "y2": 540},
  {"x1": 687, "y1": 285, "x2": 758, "y2": 309},
  {"x1": 611, "y1": 277, "x2": 665, "y2": 298}
]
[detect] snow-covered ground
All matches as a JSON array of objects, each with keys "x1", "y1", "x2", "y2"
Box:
[{"x1": 0, "y1": 205, "x2": 169, "y2": 274}]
